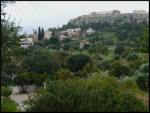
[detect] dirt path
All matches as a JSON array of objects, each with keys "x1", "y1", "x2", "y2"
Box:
[{"x1": 9, "y1": 86, "x2": 35, "y2": 111}]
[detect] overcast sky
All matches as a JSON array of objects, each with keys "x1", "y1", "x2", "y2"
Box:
[{"x1": 3, "y1": 1, "x2": 149, "y2": 35}]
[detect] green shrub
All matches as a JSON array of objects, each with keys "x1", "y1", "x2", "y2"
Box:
[
  {"x1": 133, "y1": 65, "x2": 149, "y2": 92},
  {"x1": 139, "y1": 63, "x2": 149, "y2": 73},
  {"x1": 1, "y1": 98, "x2": 21, "y2": 112},
  {"x1": 127, "y1": 53, "x2": 139, "y2": 61},
  {"x1": 78, "y1": 63, "x2": 101, "y2": 78},
  {"x1": 93, "y1": 54, "x2": 103, "y2": 61},
  {"x1": 114, "y1": 45, "x2": 125, "y2": 54},
  {"x1": 66, "y1": 54, "x2": 91, "y2": 72},
  {"x1": 129, "y1": 59, "x2": 143, "y2": 70},
  {"x1": 109, "y1": 61, "x2": 130, "y2": 78},
  {"x1": 121, "y1": 51, "x2": 129, "y2": 58},
  {"x1": 114, "y1": 54, "x2": 120, "y2": 60},
  {"x1": 1, "y1": 71, "x2": 12, "y2": 86},
  {"x1": 97, "y1": 60, "x2": 111, "y2": 71},
  {"x1": 1, "y1": 86, "x2": 12, "y2": 98},
  {"x1": 102, "y1": 38, "x2": 115, "y2": 45},
  {"x1": 56, "y1": 69, "x2": 74, "y2": 80},
  {"x1": 63, "y1": 44, "x2": 71, "y2": 51},
  {"x1": 28, "y1": 76, "x2": 148, "y2": 112}
]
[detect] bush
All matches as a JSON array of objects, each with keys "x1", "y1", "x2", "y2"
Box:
[
  {"x1": 1, "y1": 71, "x2": 12, "y2": 86},
  {"x1": 127, "y1": 53, "x2": 139, "y2": 61},
  {"x1": 114, "y1": 45, "x2": 125, "y2": 54},
  {"x1": 52, "y1": 51, "x2": 70, "y2": 68},
  {"x1": 121, "y1": 52, "x2": 129, "y2": 58},
  {"x1": 139, "y1": 63, "x2": 149, "y2": 73},
  {"x1": 97, "y1": 60, "x2": 111, "y2": 71},
  {"x1": 1, "y1": 98, "x2": 21, "y2": 112},
  {"x1": 132, "y1": 63, "x2": 149, "y2": 91},
  {"x1": 93, "y1": 54, "x2": 103, "y2": 61},
  {"x1": 129, "y1": 59, "x2": 143, "y2": 70},
  {"x1": 49, "y1": 35, "x2": 60, "y2": 45},
  {"x1": 20, "y1": 49, "x2": 60, "y2": 75},
  {"x1": 56, "y1": 69, "x2": 74, "y2": 80},
  {"x1": 63, "y1": 44, "x2": 71, "y2": 51},
  {"x1": 34, "y1": 42, "x2": 45, "y2": 47},
  {"x1": 109, "y1": 61, "x2": 130, "y2": 78},
  {"x1": 28, "y1": 75, "x2": 148, "y2": 112},
  {"x1": 1, "y1": 86, "x2": 12, "y2": 98},
  {"x1": 128, "y1": 60, "x2": 143, "y2": 76},
  {"x1": 66, "y1": 54, "x2": 91, "y2": 72},
  {"x1": 133, "y1": 71, "x2": 149, "y2": 92},
  {"x1": 102, "y1": 38, "x2": 115, "y2": 45},
  {"x1": 114, "y1": 54, "x2": 120, "y2": 60},
  {"x1": 78, "y1": 63, "x2": 101, "y2": 78},
  {"x1": 63, "y1": 38, "x2": 71, "y2": 43},
  {"x1": 43, "y1": 39, "x2": 50, "y2": 46}
]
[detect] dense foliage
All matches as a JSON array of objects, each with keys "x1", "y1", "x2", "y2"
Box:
[
  {"x1": 20, "y1": 49, "x2": 60, "y2": 74},
  {"x1": 1, "y1": 98, "x2": 21, "y2": 112},
  {"x1": 66, "y1": 54, "x2": 91, "y2": 72},
  {"x1": 27, "y1": 75, "x2": 148, "y2": 112}
]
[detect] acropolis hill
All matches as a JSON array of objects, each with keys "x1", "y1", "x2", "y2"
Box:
[{"x1": 69, "y1": 10, "x2": 149, "y2": 26}]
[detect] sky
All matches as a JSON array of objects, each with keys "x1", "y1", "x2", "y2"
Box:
[{"x1": 3, "y1": 1, "x2": 149, "y2": 35}]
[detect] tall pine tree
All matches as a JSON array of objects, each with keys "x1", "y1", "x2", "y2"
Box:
[{"x1": 42, "y1": 28, "x2": 44, "y2": 40}]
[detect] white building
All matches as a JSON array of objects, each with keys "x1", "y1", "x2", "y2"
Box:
[
  {"x1": 66, "y1": 28, "x2": 81, "y2": 34},
  {"x1": 44, "y1": 30, "x2": 52, "y2": 39},
  {"x1": 20, "y1": 38, "x2": 33, "y2": 49},
  {"x1": 86, "y1": 28, "x2": 95, "y2": 35},
  {"x1": 59, "y1": 35, "x2": 67, "y2": 41}
]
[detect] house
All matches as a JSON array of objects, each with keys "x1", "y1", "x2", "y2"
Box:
[
  {"x1": 44, "y1": 30, "x2": 52, "y2": 39},
  {"x1": 59, "y1": 35, "x2": 67, "y2": 41},
  {"x1": 86, "y1": 28, "x2": 95, "y2": 35},
  {"x1": 20, "y1": 38, "x2": 33, "y2": 49}
]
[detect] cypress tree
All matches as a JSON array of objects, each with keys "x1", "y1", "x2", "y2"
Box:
[
  {"x1": 52, "y1": 29, "x2": 55, "y2": 36},
  {"x1": 42, "y1": 28, "x2": 44, "y2": 40},
  {"x1": 38, "y1": 27, "x2": 41, "y2": 41}
]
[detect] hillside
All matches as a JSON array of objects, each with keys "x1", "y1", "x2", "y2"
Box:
[{"x1": 68, "y1": 10, "x2": 149, "y2": 26}]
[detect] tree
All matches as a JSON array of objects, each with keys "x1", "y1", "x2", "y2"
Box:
[
  {"x1": 43, "y1": 39, "x2": 50, "y2": 46},
  {"x1": 52, "y1": 51, "x2": 70, "y2": 68},
  {"x1": 140, "y1": 28, "x2": 149, "y2": 53},
  {"x1": 114, "y1": 45, "x2": 125, "y2": 54},
  {"x1": 1, "y1": 1, "x2": 25, "y2": 71},
  {"x1": 66, "y1": 54, "x2": 91, "y2": 72},
  {"x1": 27, "y1": 75, "x2": 148, "y2": 112},
  {"x1": 133, "y1": 63, "x2": 149, "y2": 92},
  {"x1": 20, "y1": 49, "x2": 60, "y2": 74},
  {"x1": 52, "y1": 29, "x2": 55, "y2": 36},
  {"x1": 13, "y1": 69, "x2": 31, "y2": 93},
  {"x1": 97, "y1": 60, "x2": 111, "y2": 71},
  {"x1": 41, "y1": 27, "x2": 44, "y2": 40},
  {"x1": 1, "y1": 71, "x2": 12, "y2": 86},
  {"x1": 127, "y1": 53, "x2": 139, "y2": 61},
  {"x1": 34, "y1": 41, "x2": 45, "y2": 47},
  {"x1": 63, "y1": 38, "x2": 71, "y2": 43},
  {"x1": 49, "y1": 35, "x2": 60, "y2": 45},
  {"x1": 38, "y1": 27, "x2": 42, "y2": 41},
  {"x1": 63, "y1": 44, "x2": 71, "y2": 51},
  {"x1": 109, "y1": 61, "x2": 130, "y2": 78}
]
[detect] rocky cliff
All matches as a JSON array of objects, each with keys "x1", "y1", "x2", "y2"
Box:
[{"x1": 69, "y1": 10, "x2": 149, "y2": 26}]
